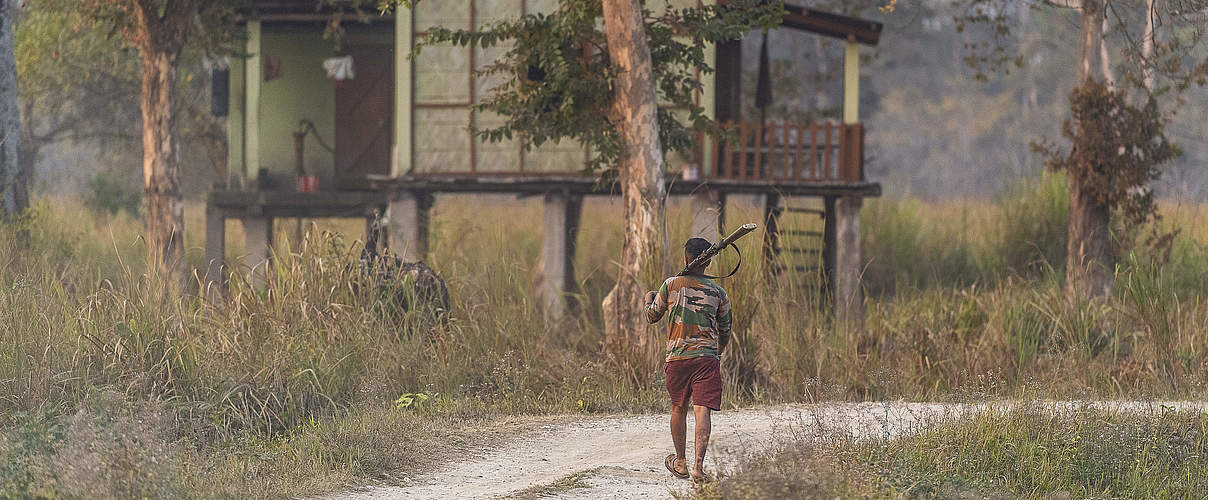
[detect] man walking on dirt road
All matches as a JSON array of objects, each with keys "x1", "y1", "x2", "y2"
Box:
[{"x1": 644, "y1": 237, "x2": 733, "y2": 481}]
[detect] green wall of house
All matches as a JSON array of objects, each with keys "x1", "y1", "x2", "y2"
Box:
[
  {"x1": 230, "y1": 23, "x2": 392, "y2": 188},
  {"x1": 229, "y1": 1, "x2": 717, "y2": 184},
  {"x1": 257, "y1": 25, "x2": 337, "y2": 188}
]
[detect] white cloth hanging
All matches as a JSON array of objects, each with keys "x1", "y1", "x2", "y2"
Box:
[{"x1": 322, "y1": 56, "x2": 355, "y2": 81}]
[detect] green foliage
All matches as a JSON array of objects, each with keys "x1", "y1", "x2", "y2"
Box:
[
  {"x1": 394, "y1": 392, "x2": 436, "y2": 410},
  {"x1": 0, "y1": 410, "x2": 67, "y2": 497},
  {"x1": 874, "y1": 407, "x2": 1208, "y2": 498},
  {"x1": 390, "y1": 0, "x2": 783, "y2": 171},
  {"x1": 15, "y1": 0, "x2": 142, "y2": 169},
  {"x1": 16, "y1": 0, "x2": 238, "y2": 191},
  {"x1": 73, "y1": 0, "x2": 241, "y2": 54},
  {"x1": 83, "y1": 171, "x2": 142, "y2": 216}
]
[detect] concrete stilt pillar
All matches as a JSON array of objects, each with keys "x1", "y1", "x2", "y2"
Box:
[
  {"x1": 387, "y1": 190, "x2": 432, "y2": 262},
  {"x1": 719, "y1": 193, "x2": 728, "y2": 235},
  {"x1": 689, "y1": 189, "x2": 722, "y2": 241},
  {"x1": 833, "y1": 195, "x2": 864, "y2": 325},
  {"x1": 762, "y1": 193, "x2": 783, "y2": 274},
  {"x1": 823, "y1": 196, "x2": 836, "y2": 290},
  {"x1": 204, "y1": 205, "x2": 226, "y2": 292},
  {"x1": 536, "y1": 192, "x2": 583, "y2": 320},
  {"x1": 243, "y1": 216, "x2": 273, "y2": 286}
]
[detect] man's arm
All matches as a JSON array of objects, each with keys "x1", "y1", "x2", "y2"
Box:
[
  {"x1": 645, "y1": 281, "x2": 669, "y2": 323},
  {"x1": 717, "y1": 292, "x2": 733, "y2": 354}
]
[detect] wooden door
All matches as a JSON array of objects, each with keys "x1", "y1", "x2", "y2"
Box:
[{"x1": 335, "y1": 44, "x2": 394, "y2": 189}]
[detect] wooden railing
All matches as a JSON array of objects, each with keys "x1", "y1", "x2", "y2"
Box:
[
  {"x1": 397, "y1": 120, "x2": 866, "y2": 185},
  {"x1": 704, "y1": 121, "x2": 864, "y2": 182}
]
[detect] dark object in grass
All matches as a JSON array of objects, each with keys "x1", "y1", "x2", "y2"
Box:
[{"x1": 355, "y1": 215, "x2": 451, "y2": 324}]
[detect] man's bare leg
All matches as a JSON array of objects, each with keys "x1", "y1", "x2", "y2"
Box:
[
  {"x1": 692, "y1": 405, "x2": 712, "y2": 477},
  {"x1": 670, "y1": 404, "x2": 689, "y2": 473}
]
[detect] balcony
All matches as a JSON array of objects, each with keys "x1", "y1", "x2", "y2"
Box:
[{"x1": 704, "y1": 121, "x2": 864, "y2": 183}]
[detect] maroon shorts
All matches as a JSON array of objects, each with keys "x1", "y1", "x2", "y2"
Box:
[{"x1": 663, "y1": 356, "x2": 722, "y2": 411}]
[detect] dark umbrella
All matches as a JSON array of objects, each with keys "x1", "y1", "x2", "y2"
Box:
[
  {"x1": 755, "y1": 31, "x2": 773, "y2": 126},
  {"x1": 754, "y1": 31, "x2": 773, "y2": 177}
]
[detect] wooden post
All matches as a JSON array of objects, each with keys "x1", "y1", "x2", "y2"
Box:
[
  {"x1": 763, "y1": 192, "x2": 783, "y2": 274},
  {"x1": 243, "y1": 215, "x2": 272, "y2": 287},
  {"x1": 537, "y1": 192, "x2": 583, "y2": 319},
  {"x1": 204, "y1": 204, "x2": 225, "y2": 292},
  {"x1": 689, "y1": 189, "x2": 722, "y2": 240},
  {"x1": 834, "y1": 195, "x2": 863, "y2": 325},
  {"x1": 387, "y1": 190, "x2": 432, "y2": 262}
]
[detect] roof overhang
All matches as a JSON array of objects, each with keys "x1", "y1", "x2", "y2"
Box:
[
  {"x1": 244, "y1": 1, "x2": 882, "y2": 45},
  {"x1": 245, "y1": 0, "x2": 392, "y2": 23},
  {"x1": 781, "y1": 4, "x2": 882, "y2": 46},
  {"x1": 719, "y1": 1, "x2": 882, "y2": 46}
]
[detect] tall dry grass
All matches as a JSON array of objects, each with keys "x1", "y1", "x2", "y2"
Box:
[
  {"x1": 697, "y1": 404, "x2": 1208, "y2": 498},
  {"x1": 2, "y1": 184, "x2": 1208, "y2": 496}
]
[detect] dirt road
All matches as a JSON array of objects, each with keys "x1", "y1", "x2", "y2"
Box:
[{"x1": 329, "y1": 401, "x2": 1205, "y2": 500}]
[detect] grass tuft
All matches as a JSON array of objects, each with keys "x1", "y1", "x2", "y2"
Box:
[{"x1": 701, "y1": 405, "x2": 1208, "y2": 499}]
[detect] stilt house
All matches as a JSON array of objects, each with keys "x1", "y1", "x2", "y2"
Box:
[{"x1": 205, "y1": 0, "x2": 883, "y2": 319}]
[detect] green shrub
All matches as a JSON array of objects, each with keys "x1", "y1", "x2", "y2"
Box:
[{"x1": 83, "y1": 170, "x2": 142, "y2": 216}]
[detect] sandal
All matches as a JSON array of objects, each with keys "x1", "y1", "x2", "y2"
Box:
[{"x1": 664, "y1": 454, "x2": 689, "y2": 479}]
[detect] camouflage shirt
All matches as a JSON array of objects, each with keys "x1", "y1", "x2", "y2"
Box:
[{"x1": 645, "y1": 274, "x2": 733, "y2": 362}]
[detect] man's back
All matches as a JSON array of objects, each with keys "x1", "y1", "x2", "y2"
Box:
[{"x1": 645, "y1": 274, "x2": 733, "y2": 362}]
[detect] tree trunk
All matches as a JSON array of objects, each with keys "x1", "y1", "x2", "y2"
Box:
[
  {"x1": 1066, "y1": 0, "x2": 1114, "y2": 301},
  {"x1": 0, "y1": 0, "x2": 24, "y2": 218},
  {"x1": 600, "y1": 0, "x2": 667, "y2": 365},
  {"x1": 141, "y1": 48, "x2": 185, "y2": 282},
  {"x1": 1142, "y1": 0, "x2": 1155, "y2": 92}
]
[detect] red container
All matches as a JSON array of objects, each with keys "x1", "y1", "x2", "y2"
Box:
[{"x1": 296, "y1": 175, "x2": 319, "y2": 193}]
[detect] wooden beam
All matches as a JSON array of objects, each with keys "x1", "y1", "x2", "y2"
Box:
[
  {"x1": 247, "y1": 13, "x2": 394, "y2": 22},
  {"x1": 246, "y1": 20, "x2": 262, "y2": 184},
  {"x1": 715, "y1": 1, "x2": 882, "y2": 46},
  {"x1": 781, "y1": 4, "x2": 882, "y2": 46},
  {"x1": 379, "y1": 175, "x2": 882, "y2": 197},
  {"x1": 242, "y1": 0, "x2": 395, "y2": 22}
]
